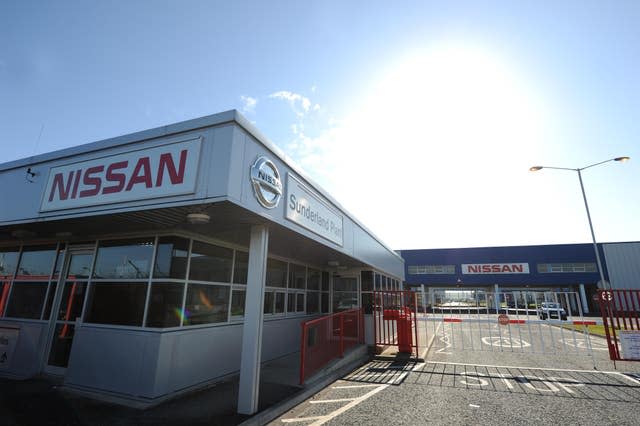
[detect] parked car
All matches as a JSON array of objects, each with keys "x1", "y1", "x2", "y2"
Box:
[{"x1": 537, "y1": 302, "x2": 567, "y2": 320}]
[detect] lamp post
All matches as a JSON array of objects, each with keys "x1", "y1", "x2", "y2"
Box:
[{"x1": 530, "y1": 157, "x2": 630, "y2": 290}]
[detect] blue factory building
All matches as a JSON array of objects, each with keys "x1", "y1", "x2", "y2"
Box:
[{"x1": 399, "y1": 242, "x2": 640, "y2": 314}]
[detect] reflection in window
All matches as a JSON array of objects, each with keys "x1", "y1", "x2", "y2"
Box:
[
  {"x1": 266, "y1": 259, "x2": 287, "y2": 288},
  {"x1": 93, "y1": 239, "x2": 153, "y2": 279},
  {"x1": 231, "y1": 289, "x2": 245, "y2": 317},
  {"x1": 233, "y1": 251, "x2": 249, "y2": 284},
  {"x1": 154, "y1": 237, "x2": 189, "y2": 279},
  {"x1": 67, "y1": 253, "x2": 94, "y2": 279},
  {"x1": 333, "y1": 292, "x2": 358, "y2": 312},
  {"x1": 85, "y1": 282, "x2": 148, "y2": 326},
  {"x1": 0, "y1": 282, "x2": 10, "y2": 316},
  {"x1": 189, "y1": 242, "x2": 233, "y2": 283},
  {"x1": 0, "y1": 248, "x2": 20, "y2": 280},
  {"x1": 16, "y1": 246, "x2": 56, "y2": 279},
  {"x1": 57, "y1": 282, "x2": 87, "y2": 322},
  {"x1": 146, "y1": 282, "x2": 184, "y2": 328},
  {"x1": 5, "y1": 282, "x2": 48, "y2": 319},
  {"x1": 184, "y1": 283, "x2": 229, "y2": 325}
]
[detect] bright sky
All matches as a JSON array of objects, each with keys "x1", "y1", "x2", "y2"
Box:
[{"x1": 1, "y1": 1, "x2": 638, "y2": 249}]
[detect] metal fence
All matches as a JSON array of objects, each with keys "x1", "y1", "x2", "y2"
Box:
[
  {"x1": 598, "y1": 289, "x2": 640, "y2": 362},
  {"x1": 418, "y1": 290, "x2": 600, "y2": 362},
  {"x1": 299, "y1": 308, "x2": 364, "y2": 385},
  {"x1": 373, "y1": 291, "x2": 420, "y2": 357}
]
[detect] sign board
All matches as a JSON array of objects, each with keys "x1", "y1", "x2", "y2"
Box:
[
  {"x1": 0, "y1": 327, "x2": 19, "y2": 370},
  {"x1": 619, "y1": 330, "x2": 640, "y2": 360},
  {"x1": 285, "y1": 174, "x2": 344, "y2": 246},
  {"x1": 41, "y1": 138, "x2": 201, "y2": 211},
  {"x1": 498, "y1": 314, "x2": 510, "y2": 326},
  {"x1": 461, "y1": 263, "x2": 530, "y2": 275}
]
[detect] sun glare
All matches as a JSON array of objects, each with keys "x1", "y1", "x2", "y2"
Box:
[{"x1": 305, "y1": 43, "x2": 551, "y2": 247}]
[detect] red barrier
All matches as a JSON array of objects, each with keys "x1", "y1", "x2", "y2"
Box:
[
  {"x1": 598, "y1": 289, "x2": 640, "y2": 362},
  {"x1": 299, "y1": 308, "x2": 364, "y2": 385}
]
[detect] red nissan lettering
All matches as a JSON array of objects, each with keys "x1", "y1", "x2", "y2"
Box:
[
  {"x1": 79, "y1": 165, "x2": 104, "y2": 198},
  {"x1": 102, "y1": 161, "x2": 128, "y2": 194}
]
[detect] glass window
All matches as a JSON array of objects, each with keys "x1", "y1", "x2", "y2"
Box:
[
  {"x1": 233, "y1": 251, "x2": 249, "y2": 285},
  {"x1": 287, "y1": 292, "x2": 295, "y2": 313},
  {"x1": 289, "y1": 264, "x2": 306, "y2": 289},
  {"x1": 231, "y1": 289, "x2": 245, "y2": 317},
  {"x1": 374, "y1": 273, "x2": 381, "y2": 290},
  {"x1": 85, "y1": 282, "x2": 148, "y2": 326},
  {"x1": 333, "y1": 292, "x2": 358, "y2": 312},
  {"x1": 296, "y1": 293, "x2": 305, "y2": 312},
  {"x1": 275, "y1": 292, "x2": 285, "y2": 314},
  {"x1": 321, "y1": 293, "x2": 329, "y2": 314},
  {"x1": 382, "y1": 276, "x2": 387, "y2": 290},
  {"x1": 408, "y1": 264, "x2": 456, "y2": 275},
  {"x1": 5, "y1": 282, "x2": 48, "y2": 319},
  {"x1": 362, "y1": 293, "x2": 373, "y2": 314},
  {"x1": 0, "y1": 282, "x2": 11, "y2": 316},
  {"x1": 361, "y1": 271, "x2": 373, "y2": 291},
  {"x1": 0, "y1": 247, "x2": 20, "y2": 280},
  {"x1": 93, "y1": 239, "x2": 154, "y2": 279},
  {"x1": 184, "y1": 283, "x2": 229, "y2": 325},
  {"x1": 67, "y1": 253, "x2": 94, "y2": 279},
  {"x1": 153, "y1": 237, "x2": 189, "y2": 279},
  {"x1": 306, "y1": 292, "x2": 320, "y2": 314},
  {"x1": 266, "y1": 259, "x2": 287, "y2": 288},
  {"x1": 189, "y1": 242, "x2": 233, "y2": 283},
  {"x1": 146, "y1": 282, "x2": 184, "y2": 328},
  {"x1": 16, "y1": 246, "x2": 56, "y2": 279},
  {"x1": 57, "y1": 282, "x2": 87, "y2": 322},
  {"x1": 307, "y1": 269, "x2": 320, "y2": 290},
  {"x1": 52, "y1": 247, "x2": 66, "y2": 280},
  {"x1": 321, "y1": 271, "x2": 329, "y2": 292},
  {"x1": 334, "y1": 277, "x2": 358, "y2": 292},
  {"x1": 264, "y1": 291, "x2": 274, "y2": 314},
  {"x1": 42, "y1": 282, "x2": 57, "y2": 320}
]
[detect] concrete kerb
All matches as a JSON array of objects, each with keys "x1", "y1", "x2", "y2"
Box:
[{"x1": 242, "y1": 345, "x2": 369, "y2": 426}]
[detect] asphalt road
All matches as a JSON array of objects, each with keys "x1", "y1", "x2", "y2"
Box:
[{"x1": 271, "y1": 315, "x2": 640, "y2": 425}]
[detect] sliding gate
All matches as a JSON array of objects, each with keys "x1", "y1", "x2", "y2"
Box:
[
  {"x1": 373, "y1": 291, "x2": 419, "y2": 357},
  {"x1": 421, "y1": 290, "x2": 601, "y2": 363}
]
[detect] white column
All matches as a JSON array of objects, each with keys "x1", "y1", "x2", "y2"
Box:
[
  {"x1": 420, "y1": 285, "x2": 426, "y2": 312},
  {"x1": 494, "y1": 284, "x2": 500, "y2": 312},
  {"x1": 238, "y1": 225, "x2": 269, "y2": 415},
  {"x1": 579, "y1": 283, "x2": 589, "y2": 314}
]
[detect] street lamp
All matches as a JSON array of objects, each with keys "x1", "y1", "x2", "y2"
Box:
[{"x1": 529, "y1": 156, "x2": 630, "y2": 290}]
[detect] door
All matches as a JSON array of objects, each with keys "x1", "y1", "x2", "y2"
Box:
[
  {"x1": 332, "y1": 275, "x2": 360, "y2": 312},
  {"x1": 44, "y1": 248, "x2": 94, "y2": 374}
]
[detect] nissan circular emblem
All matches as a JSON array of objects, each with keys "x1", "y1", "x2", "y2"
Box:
[{"x1": 250, "y1": 156, "x2": 283, "y2": 209}]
